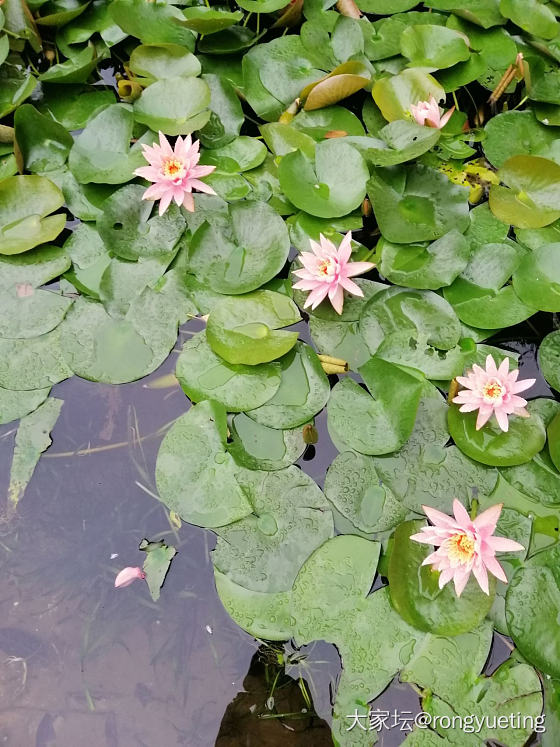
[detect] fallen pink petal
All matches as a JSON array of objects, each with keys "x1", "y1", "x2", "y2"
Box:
[
  {"x1": 410, "y1": 499, "x2": 525, "y2": 597},
  {"x1": 410, "y1": 95, "x2": 455, "y2": 129},
  {"x1": 452, "y1": 354, "x2": 535, "y2": 432},
  {"x1": 292, "y1": 231, "x2": 375, "y2": 315},
  {"x1": 114, "y1": 566, "x2": 146, "y2": 588},
  {"x1": 134, "y1": 131, "x2": 216, "y2": 216}
]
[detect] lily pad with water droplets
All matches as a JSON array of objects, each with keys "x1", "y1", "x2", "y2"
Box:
[
  {"x1": 59, "y1": 290, "x2": 179, "y2": 384},
  {"x1": 246, "y1": 342, "x2": 330, "y2": 429},
  {"x1": 0, "y1": 288, "x2": 73, "y2": 339},
  {"x1": 206, "y1": 290, "x2": 300, "y2": 365},
  {"x1": 0, "y1": 327, "x2": 72, "y2": 391},
  {"x1": 227, "y1": 413, "x2": 306, "y2": 471},
  {"x1": 175, "y1": 330, "x2": 282, "y2": 413},
  {"x1": 0, "y1": 386, "x2": 51, "y2": 426},
  {"x1": 212, "y1": 466, "x2": 334, "y2": 593},
  {"x1": 155, "y1": 400, "x2": 252, "y2": 527},
  {"x1": 139, "y1": 538, "x2": 176, "y2": 602},
  {"x1": 188, "y1": 200, "x2": 289, "y2": 295},
  {"x1": 0, "y1": 245, "x2": 70, "y2": 291},
  {"x1": 133, "y1": 76, "x2": 211, "y2": 136}
]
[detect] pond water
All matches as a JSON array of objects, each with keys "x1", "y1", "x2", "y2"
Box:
[{"x1": 0, "y1": 313, "x2": 554, "y2": 746}]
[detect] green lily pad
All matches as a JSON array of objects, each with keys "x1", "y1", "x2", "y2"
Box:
[
  {"x1": 345, "y1": 120, "x2": 441, "y2": 167},
  {"x1": 278, "y1": 138, "x2": 369, "y2": 219},
  {"x1": 489, "y1": 155, "x2": 560, "y2": 228},
  {"x1": 366, "y1": 11, "x2": 447, "y2": 63},
  {"x1": 368, "y1": 164, "x2": 470, "y2": 243},
  {"x1": 246, "y1": 342, "x2": 330, "y2": 429},
  {"x1": 139, "y1": 538, "x2": 176, "y2": 602},
  {"x1": 199, "y1": 136, "x2": 267, "y2": 173},
  {"x1": 540, "y1": 330, "x2": 560, "y2": 391},
  {"x1": 376, "y1": 330, "x2": 473, "y2": 380},
  {"x1": 35, "y1": 0, "x2": 89, "y2": 27},
  {"x1": 98, "y1": 254, "x2": 173, "y2": 318},
  {"x1": 324, "y1": 451, "x2": 407, "y2": 533},
  {"x1": 63, "y1": 222, "x2": 110, "y2": 299},
  {"x1": 59, "y1": 290, "x2": 179, "y2": 384},
  {"x1": 0, "y1": 386, "x2": 51, "y2": 426},
  {"x1": 389, "y1": 520, "x2": 496, "y2": 635},
  {"x1": 227, "y1": 413, "x2": 306, "y2": 471},
  {"x1": 68, "y1": 104, "x2": 152, "y2": 184},
  {"x1": 109, "y1": 0, "x2": 196, "y2": 48},
  {"x1": 506, "y1": 545, "x2": 560, "y2": 678},
  {"x1": 328, "y1": 358, "x2": 424, "y2": 455},
  {"x1": 378, "y1": 229, "x2": 470, "y2": 289},
  {"x1": 0, "y1": 327, "x2": 72, "y2": 390},
  {"x1": 0, "y1": 62, "x2": 37, "y2": 120},
  {"x1": 14, "y1": 104, "x2": 73, "y2": 173},
  {"x1": 548, "y1": 412, "x2": 560, "y2": 472},
  {"x1": 189, "y1": 200, "x2": 289, "y2": 294},
  {"x1": 97, "y1": 184, "x2": 185, "y2": 261},
  {"x1": 206, "y1": 290, "x2": 300, "y2": 365},
  {"x1": 0, "y1": 245, "x2": 70, "y2": 291},
  {"x1": 7, "y1": 397, "x2": 63, "y2": 514},
  {"x1": 214, "y1": 569, "x2": 293, "y2": 641},
  {"x1": 374, "y1": 384, "x2": 498, "y2": 513},
  {"x1": 359, "y1": 286, "x2": 462, "y2": 353},
  {"x1": 501, "y1": 451, "x2": 560, "y2": 507},
  {"x1": 133, "y1": 76, "x2": 211, "y2": 136},
  {"x1": 175, "y1": 330, "x2": 282, "y2": 413},
  {"x1": 212, "y1": 466, "x2": 334, "y2": 592},
  {"x1": 500, "y1": 0, "x2": 559, "y2": 39},
  {"x1": 180, "y1": 7, "x2": 243, "y2": 35},
  {"x1": 128, "y1": 43, "x2": 201, "y2": 83},
  {"x1": 400, "y1": 25, "x2": 470, "y2": 69},
  {"x1": 424, "y1": 0, "x2": 505, "y2": 28},
  {"x1": 308, "y1": 316, "x2": 372, "y2": 370},
  {"x1": 155, "y1": 400, "x2": 252, "y2": 528},
  {"x1": 0, "y1": 175, "x2": 65, "y2": 256},
  {"x1": 448, "y1": 400, "x2": 547, "y2": 467},
  {"x1": 512, "y1": 242, "x2": 560, "y2": 311},
  {"x1": 197, "y1": 74, "x2": 244, "y2": 150},
  {"x1": 0, "y1": 288, "x2": 72, "y2": 339},
  {"x1": 38, "y1": 84, "x2": 115, "y2": 130},
  {"x1": 291, "y1": 106, "x2": 365, "y2": 139},
  {"x1": 483, "y1": 110, "x2": 560, "y2": 168},
  {"x1": 443, "y1": 240, "x2": 538, "y2": 328}
]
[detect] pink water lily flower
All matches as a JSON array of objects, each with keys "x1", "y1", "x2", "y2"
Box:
[
  {"x1": 453, "y1": 354, "x2": 535, "y2": 432},
  {"x1": 292, "y1": 232, "x2": 375, "y2": 315},
  {"x1": 410, "y1": 95, "x2": 455, "y2": 129},
  {"x1": 114, "y1": 566, "x2": 145, "y2": 588},
  {"x1": 134, "y1": 132, "x2": 216, "y2": 215},
  {"x1": 411, "y1": 500, "x2": 524, "y2": 597}
]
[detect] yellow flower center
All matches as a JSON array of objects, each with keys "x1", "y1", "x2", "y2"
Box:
[
  {"x1": 482, "y1": 378, "x2": 505, "y2": 402},
  {"x1": 317, "y1": 259, "x2": 335, "y2": 277},
  {"x1": 162, "y1": 158, "x2": 185, "y2": 180},
  {"x1": 446, "y1": 532, "x2": 475, "y2": 564}
]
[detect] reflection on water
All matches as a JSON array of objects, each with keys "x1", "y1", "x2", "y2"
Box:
[{"x1": 0, "y1": 318, "x2": 555, "y2": 745}]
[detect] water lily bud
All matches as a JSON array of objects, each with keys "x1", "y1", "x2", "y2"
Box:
[
  {"x1": 118, "y1": 78, "x2": 143, "y2": 103},
  {"x1": 302, "y1": 423, "x2": 318, "y2": 444},
  {"x1": 361, "y1": 197, "x2": 372, "y2": 217},
  {"x1": 114, "y1": 566, "x2": 146, "y2": 588},
  {"x1": 336, "y1": 0, "x2": 361, "y2": 18}
]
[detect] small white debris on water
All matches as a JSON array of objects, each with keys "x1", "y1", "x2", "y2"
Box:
[
  {"x1": 205, "y1": 625, "x2": 213, "y2": 634},
  {"x1": 110, "y1": 553, "x2": 119, "y2": 559}
]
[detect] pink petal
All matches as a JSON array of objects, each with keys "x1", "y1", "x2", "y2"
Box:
[
  {"x1": 510, "y1": 378, "x2": 535, "y2": 394},
  {"x1": 473, "y1": 503, "x2": 503, "y2": 535},
  {"x1": 438, "y1": 567, "x2": 455, "y2": 588},
  {"x1": 497, "y1": 357, "x2": 510, "y2": 378},
  {"x1": 189, "y1": 179, "x2": 216, "y2": 195},
  {"x1": 475, "y1": 404, "x2": 493, "y2": 430},
  {"x1": 158, "y1": 191, "x2": 173, "y2": 216},
  {"x1": 494, "y1": 407, "x2": 509, "y2": 432},
  {"x1": 452, "y1": 499, "x2": 472, "y2": 530},
  {"x1": 453, "y1": 566, "x2": 471, "y2": 597},
  {"x1": 439, "y1": 106, "x2": 455, "y2": 128},
  {"x1": 158, "y1": 131, "x2": 173, "y2": 156},
  {"x1": 486, "y1": 535, "x2": 524, "y2": 553},
  {"x1": 483, "y1": 554, "x2": 508, "y2": 583},
  {"x1": 134, "y1": 165, "x2": 160, "y2": 181},
  {"x1": 422, "y1": 505, "x2": 457, "y2": 529},
  {"x1": 115, "y1": 566, "x2": 145, "y2": 588},
  {"x1": 485, "y1": 355, "x2": 498, "y2": 375},
  {"x1": 339, "y1": 276, "x2": 364, "y2": 296},
  {"x1": 472, "y1": 561, "x2": 489, "y2": 595},
  {"x1": 190, "y1": 164, "x2": 217, "y2": 178},
  {"x1": 183, "y1": 192, "x2": 195, "y2": 212},
  {"x1": 142, "y1": 182, "x2": 170, "y2": 201},
  {"x1": 345, "y1": 261, "x2": 375, "y2": 277},
  {"x1": 304, "y1": 285, "x2": 330, "y2": 310},
  {"x1": 328, "y1": 284, "x2": 344, "y2": 315},
  {"x1": 337, "y1": 231, "x2": 353, "y2": 263}
]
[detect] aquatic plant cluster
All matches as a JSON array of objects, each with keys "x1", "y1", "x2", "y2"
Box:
[{"x1": 2, "y1": 0, "x2": 560, "y2": 744}]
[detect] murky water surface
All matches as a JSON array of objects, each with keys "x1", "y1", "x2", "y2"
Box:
[{"x1": 0, "y1": 315, "x2": 555, "y2": 746}]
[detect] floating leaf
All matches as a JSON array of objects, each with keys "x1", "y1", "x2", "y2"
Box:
[
  {"x1": 97, "y1": 184, "x2": 185, "y2": 261},
  {"x1": 278, "y1": 138, "x2": 369, "y2": 218},
  {"x1": 38, "y1": 84, "x2": 115, "y2": 130},
  {"x1": 110, "y1": 0, "x2": 196, "y2": 48},
  {"x1": 448, "y1": 400, "x2": 547, "y2": 467},
  {"x1": 7, "y1": 398, "x2": 63, "y2": 515},
  {"x1": 483, "y1": 110, "x2": 560, "y2": 168},
  {"x1": 512, "y1": 242, "x2": 560, "y2": 312},
  {"x1": 198, "y1": 74, "x2": 244, "y2": 149},
  {"x1": 189, "y1": 200, "x2": 288, "y2": 294},
  {"x1": 0, "y1": 288, "x2": 72, "y2": 339},
  {"x1": 155, "y1": 400, "x2": 252, "y2": 527},
  {"x1": 246, "y1": 342, "x2": 330, "y2": 429},
  {"x1": 500, "y1": 0, "x2": 559, "y2": 39},
  {"x1": 227, "y1": 413, "x2": 306, "y2": 471},
  {"x1": 0, "y1": 245, "x2": 70, "y2": 291},
  {"x1": 139, "y1": 538, "x2": 176, "y2": 602},
  {"x1": 540, "y1": 329, "x2": 560, "y2": 391},
  {"x1": 328, "y1": 358, "x2": 424, "y2": 455},
  {"x1": 14, "y1": 104, "x2": 73, "y2": 173},
  {"x1": 372, "y1": 68, "x2": 445, "y2": 122},
  {"x1": 128, "y1": 43, "x2": 201, "y2": 83},
  {"x1": 133, "y1": 76, "x2": 211, "y2": 136},
  {"x1": 180, "y1": 7, "x2": 243, "y2": 35},
  {"x1": 206, "y1": 290, "x2": 300, "y2": 365},
  {"x1": 367, "y1": 164, "x2": 470, "y2": 243},
  {"x1": 212, "y1": 466, "x2": 333, "y2": 592},
  {"x1": 60, "y1": 290, "x2": 179, "y2": 384},
  {"x1": 0, "y1": 387, "x2": 51, "y2": 426},
  {"x1": 400, "y1": 25, "x2": 470, "y2": 69},
  {"x1": 0, "y1": 176, "x2": 65, "y2": 256},
  {"x1": 175, "y1": 330, "x2": 282, "y2": 413}
]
